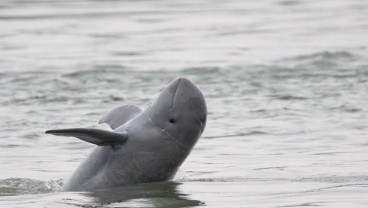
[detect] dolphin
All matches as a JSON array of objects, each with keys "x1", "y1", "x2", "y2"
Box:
[{"x1": 46, "y1": 78, "x2": 207, "y2": 192}]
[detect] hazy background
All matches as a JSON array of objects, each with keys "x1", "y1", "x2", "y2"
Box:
[{"x1": 0, "y1": 0, "x2": 368, "y2": 207}]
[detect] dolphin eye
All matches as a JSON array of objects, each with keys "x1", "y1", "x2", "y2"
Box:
[
  {"x1": 169, "y1": 118, "x2": 175, "y2": 123},
  {"x1": 200, "y1": 117, "x2": 206, "y2": 124}
]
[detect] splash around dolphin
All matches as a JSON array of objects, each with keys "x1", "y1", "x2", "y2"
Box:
[{"x1": 46, "y1": 78, "x2": 207, "y2": 192}]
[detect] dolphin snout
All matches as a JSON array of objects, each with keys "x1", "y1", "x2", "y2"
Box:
[
  {"x1": 173, "y1": 77, "x2": 206, "y2": 112},
  {"x1": 173, "y1": 77, "x2": 198, "y2": 94}
]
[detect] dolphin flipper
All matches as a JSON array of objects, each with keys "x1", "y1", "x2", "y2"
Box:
[
  {"x1": 98, "y1": 105, "x2": 142, "y2": 129},
  {"x1": 45, "y1": 128, "x2": 128, "y2": 146}
]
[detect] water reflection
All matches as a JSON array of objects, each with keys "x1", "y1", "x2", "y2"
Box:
[{"x1": 84, "y1": 181, "x2": 203, "y2": 207}]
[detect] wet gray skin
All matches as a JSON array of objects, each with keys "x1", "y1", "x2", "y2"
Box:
[{"x1": 46, "y1": 78, "x2": 207, "y2": 192}]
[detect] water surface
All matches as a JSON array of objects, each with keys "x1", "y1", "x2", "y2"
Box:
[{"x1": 1, "y1": 0, "x2": 368, "y2": 207}]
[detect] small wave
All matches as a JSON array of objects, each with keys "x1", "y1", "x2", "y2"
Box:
[
  {"x1": 0, "y1": 11, "x2": 133, "y2": 21},
  {"x1": 202, "y1": 131, "x2": 267, "y2": 139},
  {"x1": 187, "y1": 176, "x2": 368, "y2": 183},
  {"x1": 268, "y1": 94, "x2": 308, "y2": 100},
  {"x1": 280, "y1": 50, "x2": 361, "y2": 71},
  {"x1": 0, "y1": 178, "x2": 63, "y2": 196},
  {"x1": 328, "y1": 105, "x2": 362, "y2": 113},
  {"x1": 293, "y1": 51, "x2": 356, "y2": 61},
  {"x1": 62, "y1": 66, "x2": 129, "y2": 78},
  {"x1": 181, "y1": 66, "x2": 221, "y2": 74}
]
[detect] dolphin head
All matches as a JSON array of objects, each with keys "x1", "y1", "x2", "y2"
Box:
[{"x1": 149, "y1": 78, "x2": 207, "y2": 148}]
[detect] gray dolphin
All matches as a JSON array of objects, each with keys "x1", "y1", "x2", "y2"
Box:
[{"x1": 46, "y1": 78, "x2": 207, "y2": 192}]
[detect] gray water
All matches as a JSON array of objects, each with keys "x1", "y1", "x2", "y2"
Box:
[{"x1": 1, "y1": 0, "x2": 368, "y2": 207}]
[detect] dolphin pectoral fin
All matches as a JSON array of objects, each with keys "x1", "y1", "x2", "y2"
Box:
[
  {"x1": 45, "y1": 128, "x2": 128, "y2": 146},
  {"x1": 98, "y1": 104, "x2": 142, "y2": 129}
]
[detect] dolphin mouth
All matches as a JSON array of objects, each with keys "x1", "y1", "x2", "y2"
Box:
[{"x1": 161, "y1": 128, "x2": 188, "y2": 148}]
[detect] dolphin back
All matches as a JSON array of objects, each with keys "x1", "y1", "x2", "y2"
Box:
[{"x1": 98, "y1": 104, "x2": 142, "y2": 129}]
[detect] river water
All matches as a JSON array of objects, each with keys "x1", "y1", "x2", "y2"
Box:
[{"x1": 1, "y1": 0, "x2": 368, "y2": 207}]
